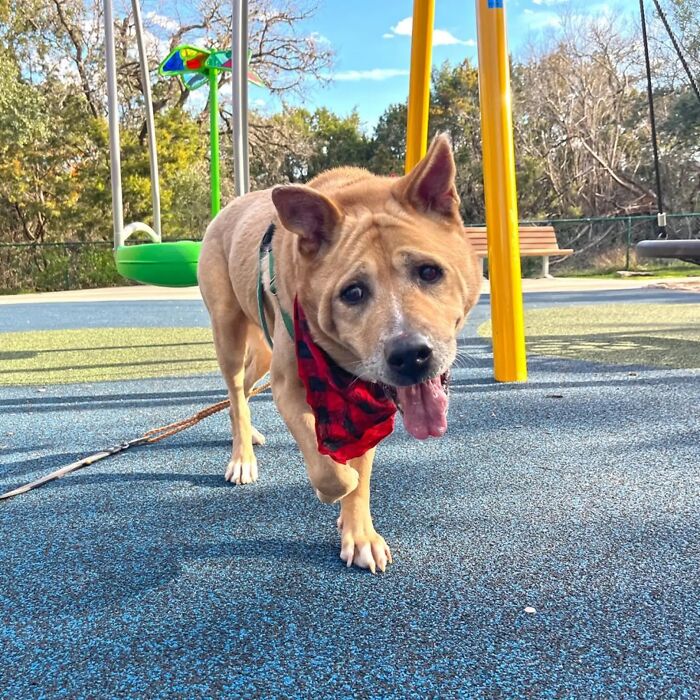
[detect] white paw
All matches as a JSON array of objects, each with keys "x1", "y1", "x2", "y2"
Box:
[
  {"x1": 225, "y1": 456, "x2": 258, "y2": 484},
  {"x1": 339, "y1": 525, "x2": 392, "y2": 574},
  {"x1": 251, "y1": 426, "x2": 266, "y2": 446}
]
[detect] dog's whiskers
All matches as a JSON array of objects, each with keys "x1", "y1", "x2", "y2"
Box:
[
  {"x1": 453, "y1": 350, "x2": 479, "y2": 368},
  {"x1": 342, "y1": 360, "x2": 376, "y2": 387}
]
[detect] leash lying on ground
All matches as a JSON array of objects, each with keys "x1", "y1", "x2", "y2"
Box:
[{"x1": 0, "y1": 378, "x2": 271, "y2": 501}]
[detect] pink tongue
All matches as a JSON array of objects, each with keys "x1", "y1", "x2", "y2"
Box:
[{"x1": 395, "y1": 377, "x2": 449, "y2": 440}]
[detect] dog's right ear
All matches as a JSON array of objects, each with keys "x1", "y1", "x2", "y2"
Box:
[{"x1": 271, "y1": 185, "x2": 343, "y2": 257}]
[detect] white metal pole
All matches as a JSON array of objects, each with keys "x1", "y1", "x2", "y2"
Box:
[
  {"x1": 103, "y1": 0, "x2": 125, "y2": 247},
  {"x1": 131, "y1": 0, "x2": 162, "y2": 240},
  {"x1": 231, "y1": 0, "x2": 250, "y2": 197}
]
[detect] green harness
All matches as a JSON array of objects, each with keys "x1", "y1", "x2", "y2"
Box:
[{"x1": 257, "y1": 223, "x2": 294, "y2": 348}]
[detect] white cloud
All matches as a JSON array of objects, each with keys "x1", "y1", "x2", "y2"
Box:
[
  {"x1": 252, "y1": 10, "x2": 278, "y2": 23},
  {"x1": 532, "y1": 0, "x2": 569, "y2": 5},
  {"x1": 309, "y1": 31, "x2": 331, "y2": 45},
  {"x1": 522, "y1": 9, "x2": 562, "y2": 29},
  {"x1": 187, "y1": 90, "x2": 208, "y2": 111},
  {"x1": 330, "y1": 68, "x2": 410, "y2": 82},
  {"x1": 391, "y1": 17, "x2": 413, "y2": 36},
  {"x1": 433, "y1": 29, "x2": 476, "y2": 47},
  {"x1": 125, "y1": 26, "x2": 170, "y2": 64},
  {"x1": 145, "y1": 11, "x2": 180, "y2": 34},
  {"x1": 385, "y1": 16, "x2": 475, "y2": 47}
]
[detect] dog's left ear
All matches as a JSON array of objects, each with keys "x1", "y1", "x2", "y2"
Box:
[
  {"x1": 395, "y1": 133, "x2": 460, "y2": 219},
  {"x1": 271, "y1": 185, "x2": 343, "y2": 256}
]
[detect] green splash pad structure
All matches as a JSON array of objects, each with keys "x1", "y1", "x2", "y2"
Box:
[{"x1": 114, "y1": 241, "x2": 201, "y2": 287}]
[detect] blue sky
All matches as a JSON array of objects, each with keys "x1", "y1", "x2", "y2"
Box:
[
  {"x1": 256, "y1": 0, "x2": 640, "y2": 131},
  {"x1": 145, "y1": 0, "x2": 640, "y2": 131}
]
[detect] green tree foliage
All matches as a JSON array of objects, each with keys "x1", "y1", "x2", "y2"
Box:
[
  {"x1": 305, "y1": 108, "x2": 372, "y2": 178},
  {"x1": 118, "y1": 110, "x2": 210, "y2": 240},
  {"x1": 368, "y1": 103, "x2": 407, "y2": 175},
  {"x1": 429, "y1": 60, "x2": 485, "y2": 222},
  {"x1": 1, "y1": 1, "x2": 698, "y2": 292},
  {"x1": 248, "y1": 107, "x2": 372, "y2": 185},
  {"x1": 0, "y1": 0, "x2": 334, "y2": 291}
]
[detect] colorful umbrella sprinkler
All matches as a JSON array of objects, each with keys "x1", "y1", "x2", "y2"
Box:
[{"x1": 159, "y1": 45, "x2": 265, "y2": 216}]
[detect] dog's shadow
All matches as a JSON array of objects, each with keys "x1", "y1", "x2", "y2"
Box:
[{"x1": 2, "y1": 468, "x2": 351, "y2": 615}]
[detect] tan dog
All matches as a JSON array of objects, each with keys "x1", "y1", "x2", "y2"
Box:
[{"x1": 198, "y1": 134, "x2": 481, "y2": 573}]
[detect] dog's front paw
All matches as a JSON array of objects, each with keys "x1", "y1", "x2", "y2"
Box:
[
  {"x1": 338, "y1": 517, "x2": 392, "y2": 574},
  {"x1": 225, "y1": 452, "x2": 258, "y2": 485}
]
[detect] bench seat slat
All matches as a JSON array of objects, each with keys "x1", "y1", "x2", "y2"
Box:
[
  {"x1": 468, "y1": 247, "x2": 573, "y2": 256},
  {"x1": 464, "y1": 225, "x2": 572, "y2": 258}
]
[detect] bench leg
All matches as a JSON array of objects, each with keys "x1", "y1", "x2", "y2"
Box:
[{"x1": 541, "y1": 255, "x2": 552, "y2": 279}]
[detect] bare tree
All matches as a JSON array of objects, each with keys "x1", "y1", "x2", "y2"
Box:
[
  {"x1": 516, "y1": 15, "x2": 656, "y2": 218},
  {"x1": 3, "y1": 0, "x2": 332, "y2": 123}
]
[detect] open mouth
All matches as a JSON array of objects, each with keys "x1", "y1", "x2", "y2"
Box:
[{"x1": 385, "y1": 371, "x2": 450, "y2": 440}]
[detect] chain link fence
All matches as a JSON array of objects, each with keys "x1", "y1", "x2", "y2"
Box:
[
  {"x1": 526, "y1": 213, "x2": 700, "y2": 274},
  {"x1": 1, "y1": 213, "x2": 698, "y2": 293},
  {"x1": 0, "y1": 242, "x2": 122, "y2": 294}
]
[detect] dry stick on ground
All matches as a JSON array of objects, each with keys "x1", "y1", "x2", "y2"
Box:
[{"x1": 0, "y1": 379, "x2": 271, "y2": 501}]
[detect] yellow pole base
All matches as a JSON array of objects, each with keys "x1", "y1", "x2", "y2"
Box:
[{"x1": 475, "y1": 0, "x2": 527, "y2": 382}]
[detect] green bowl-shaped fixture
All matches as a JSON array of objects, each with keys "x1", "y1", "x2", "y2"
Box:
[{"x1": 114, "y1": 241, "x2": 202, "y2": 287}]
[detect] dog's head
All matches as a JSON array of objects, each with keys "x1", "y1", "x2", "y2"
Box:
[{"x1": 272, "y1": 134, "x2": 481, "y2": 439}]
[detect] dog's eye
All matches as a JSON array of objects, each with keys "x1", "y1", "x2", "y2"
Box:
[
  {"x1": 340, "y1": 283, "x2": 367, "y2": 305},
  {"x1": 418, "y1": 264, "x2": 443, "y2": 283}
]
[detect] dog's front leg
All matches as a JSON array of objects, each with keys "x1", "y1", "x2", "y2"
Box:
[
  {"x1": 337, "y1": 450, "x2": 392, "y2": 573},
  {"x1": 270, "y1": 341, "x2": 392, "y2": 572},
  {"x1": 270, "y1": 341, "x2": 359, "y2": 503}
]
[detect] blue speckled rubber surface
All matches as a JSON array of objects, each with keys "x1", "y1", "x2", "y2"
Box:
[{"x1": 1, "y1": 291, "x2": 699, "y2": 698}]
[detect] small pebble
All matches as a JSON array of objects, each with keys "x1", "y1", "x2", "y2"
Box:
[{"x1": 524, "y1": 606, "x2": 537, "y2": 614}]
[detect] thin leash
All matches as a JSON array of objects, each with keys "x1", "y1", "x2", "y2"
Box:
[
  {"x1": 5, "y1": 225, "x2": 291, "y2": 502},
  {"x1": 0, "y1": 377, "x2": 271, "y2": 501}
]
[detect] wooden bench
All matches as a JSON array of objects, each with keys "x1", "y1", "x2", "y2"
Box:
[{"x1": 465, "y1": 225, "x2": 574, "y2": 278}]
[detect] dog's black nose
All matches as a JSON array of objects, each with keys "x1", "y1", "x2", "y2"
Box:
[{"x1": 385, "y1": 333, "x2": 434, "y2": 383}]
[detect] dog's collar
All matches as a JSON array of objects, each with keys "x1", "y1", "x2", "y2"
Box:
[{"x1": 257, "y1": 223, "x2": 294, "y2": 348}]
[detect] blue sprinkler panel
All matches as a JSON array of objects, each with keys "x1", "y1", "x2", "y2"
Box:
[{"x1": 162, "y1": 52, "x2": 185, "y2": 72}]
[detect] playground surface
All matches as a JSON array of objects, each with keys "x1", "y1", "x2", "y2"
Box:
[{"x1": 1, "y1": 281, "x2": 699, "y2": 698}]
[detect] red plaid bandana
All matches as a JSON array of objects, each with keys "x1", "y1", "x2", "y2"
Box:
[{"x1": 293, "y1": 299, "x2": 397, "y2": 464}]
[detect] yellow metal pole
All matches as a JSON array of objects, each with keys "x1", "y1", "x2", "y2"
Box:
[
  {"x1": 475, "y1": 0, "x2": 527, "y2": 382},
  {"x1": 405, "y1": 0, "x2": 435, "y2": 173}
]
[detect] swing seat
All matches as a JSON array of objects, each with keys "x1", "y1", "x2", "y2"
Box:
[{"x1": 114, "y1": 241, "x2": 202, "y2": 287}]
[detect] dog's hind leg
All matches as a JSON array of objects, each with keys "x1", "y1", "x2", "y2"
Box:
[
  {"x1": 200, "y1": 245, "x2": 260, "y2": 485},
  {"x1": 244, "y1": 326, "x2": 272, "y2": 446},
  {"x1": 210, "y1": 309, "x2": 260, "y2": 484}
]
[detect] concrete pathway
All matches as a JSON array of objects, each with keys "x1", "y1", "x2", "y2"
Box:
[{"x1": 1, "y1": 275, "x2": 698, "y2": 305}]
